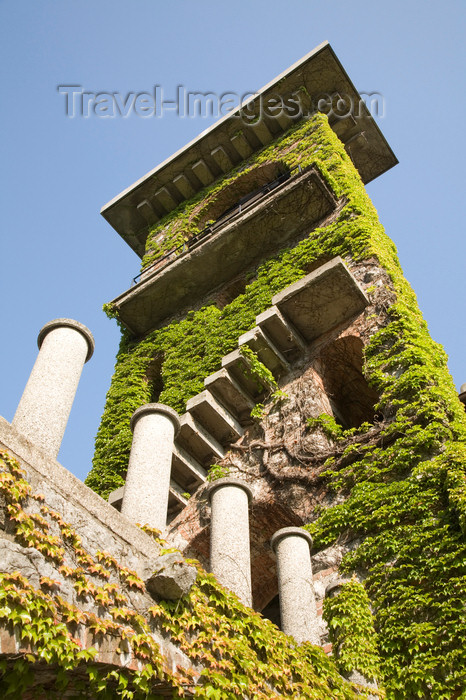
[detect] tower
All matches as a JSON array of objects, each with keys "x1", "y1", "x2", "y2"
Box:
[{"x1": 39, "y1": 41, "x2": 466, "y2": 697}]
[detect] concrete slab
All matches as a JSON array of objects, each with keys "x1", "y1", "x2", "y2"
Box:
[
  {"x1": 204, "y1": 368, "x2": 255, "y2": 424},
  {"x1": 272, "y1": 257, "x2": 368, "y2": 341},
  {"x1": 171, "y1": 445, "x2": 207, "y2": 491},
  {"x1": 186, "y1": 391, "x2": 244, "y2": 446},
  {"x1": 221, "y1": 348, "x2": 275, "y2": 401},
  {"x1": 238, "y1": 327, "x2": 290, "y2": 378},
  {"x1": 256, "y1": 305, "x2": 308, "y2": 361},
  {"x1": 109, "y1": 167, "x2": 337, "y2": 335},
  {"x1": 176, "y1": 413, "x2": 225, "y2": 467},
  {"x1": 101, "y1": 42, "x2": 397, "y2": 257},
  {"x1": 108, "y1": 486, "x2": 124, "y2": 510}
]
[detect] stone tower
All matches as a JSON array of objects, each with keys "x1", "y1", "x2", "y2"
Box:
[{"x1": 82, "y1": 41, "x2": 466, "y2": 698}]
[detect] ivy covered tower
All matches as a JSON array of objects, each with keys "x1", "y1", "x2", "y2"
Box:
[{"x1": 87, "y1": 42, "x2": 466, "y2": 698}]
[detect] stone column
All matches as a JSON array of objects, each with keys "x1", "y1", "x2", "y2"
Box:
[
  {"x1": 271, "y1": 526, "x2": 319, "y2": 645},
  {"x1": 121, "y1": 403, "x2": 180, "y2": 530},
  {"x1": 12, "y1": 319, "x2": 94, "y2": 459},
  {"x1": 207, "y1": 477, "x2": 253, "y2": 607}
]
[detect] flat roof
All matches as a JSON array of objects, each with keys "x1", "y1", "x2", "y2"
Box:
[{"x1": 101, "y1": 42, "x2": 397, "y2": 257}]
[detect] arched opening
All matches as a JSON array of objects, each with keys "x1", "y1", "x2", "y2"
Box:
[
  {"x1": 197, "y1": 161, "x2": 290, "y2": 231},
  {"x1": 317, "y1": 336, "x2": 379, "y2": 429}
]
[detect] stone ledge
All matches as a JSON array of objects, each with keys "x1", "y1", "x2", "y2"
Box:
[{"x1": 0, "y1": 416, "x2": 161, "y2": 555}]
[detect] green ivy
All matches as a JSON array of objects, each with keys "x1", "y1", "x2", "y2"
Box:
[
  {"x1": 87, "y1": 112, "x2": 466, "y2": 698},
  {"x1": 0, "y1": 451, "x2": 360, "y2": 699},
  {"x1": 87, "y1": 113, "x2": 387, "y2": 498},
  {"x1": 323, "y1": 577, "x2": 382, "y2": 685}
]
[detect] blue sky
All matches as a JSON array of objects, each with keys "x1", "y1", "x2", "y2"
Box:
[{"x1": 1, "y1": 1, "x2": 465, "y2": 482}]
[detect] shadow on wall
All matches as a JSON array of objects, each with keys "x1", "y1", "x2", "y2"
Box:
[{"x1": 317, "y1": 335, "x2": 379, "y2": 429}]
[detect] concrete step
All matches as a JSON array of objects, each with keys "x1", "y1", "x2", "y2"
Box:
[
  {"x1": 171, "y1": 444, "x2": 207, "y2": 492},
  {"x1": 186, "y1": 390, "x2": 244, "y2": 446},
  {"x1": 169, "y1": 480, "x2": 189, "y2": 508},
  {"x1": 108, "y1": 486, "x2": 124, "y2": 510},
  {"x1": 238, "y1": 326, "x2": 290, "y2": 378},
  {"x1": 204, "y1": 368, "x2": 255, "y2": 425},
  {"x1": 176, "y1": 412, "x2": 225, "y2": 467},
  {"x1": 107, "y1": 481, "x2": 188, "y2": 518},
  {"x1": 255, "y1": 305, "x2": 308, "y2": 361},
  {"x1": 221, "y1": 348, "x2": 275, "y2": 401},
  {"x1": 272, "y1": 257, "x2": 368, "y2": 342}
]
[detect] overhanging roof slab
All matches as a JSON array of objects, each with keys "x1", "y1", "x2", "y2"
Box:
[{"x1": 101, "y1": 42, "x2": 397, "y2": 257}]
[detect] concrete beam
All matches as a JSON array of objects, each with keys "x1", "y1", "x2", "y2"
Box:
[
  {"x1": 238, "y1": 326, "x2": 289, "y2": 378},
  {"x1": 221, "y1": 348, "x2": 274, "y2": 401},
  {"x1": 171, "y1": 444, "x2": 207, "y2": 490}
]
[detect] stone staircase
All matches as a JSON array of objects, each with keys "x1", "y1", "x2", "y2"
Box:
[{"x1": 109, "y1": 257, "x2": 368, "y2": 520}]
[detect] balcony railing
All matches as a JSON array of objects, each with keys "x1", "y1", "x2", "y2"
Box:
[{"x1": 131, "y1": 166, "x2": 302, "y2": 287}]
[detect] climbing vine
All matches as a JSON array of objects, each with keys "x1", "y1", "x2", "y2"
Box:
[
  {"x1": 88, "y1": 113, "x2": 390, "y2": 498},
  {"x1": 323, "y1": 577, "x2": 382, "y2": 686},
  {"x1": 87, "y1": 111, "x2": 466, "y2": 698},
  {"x1": 0, "y1": 451, "x2": 361, "y2": 698}
]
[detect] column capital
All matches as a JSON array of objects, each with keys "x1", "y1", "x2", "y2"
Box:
[
  {"x1": 130, "y1": 403, "x2": 181, "y2": 436},
  {"x1": 206, "y1": 477, "x2": 253, "y2": 504},
  {"x1": 37, "y1": 318, "x2": 95, "y2": 362},
  {"x1": 271, "y1": 526, "x2": 313, "y2": 553}
]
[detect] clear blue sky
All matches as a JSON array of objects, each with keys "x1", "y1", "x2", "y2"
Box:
[{"x1": 1, "y1": 1, "x2": 465, "y2": 482}]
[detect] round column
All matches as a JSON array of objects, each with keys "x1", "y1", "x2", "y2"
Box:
[
  {"x1": 121, "y1": 403, "x2": 180, "y2": 530},
  {"x1": 271, "y1": 526, "x2": 319, "y2": 645},
  {"x1": 12, "y1": 319, "x2": 94, "y2": 459},
  {"x1": 207, "y1": 477, "x2": 253, "y2": 607}
]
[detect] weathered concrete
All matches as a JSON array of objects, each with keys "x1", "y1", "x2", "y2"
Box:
[
  {"x1": 109, "y1": 168, "x2": 337, "y2": 334},
  {"x1": 121, "y1": 404, "x2": 181, "y2": 530},
  {"x1": 238, "y1": 326, "x2": 289, "y2": 378},
  {"x1": 272, "y1": 257, "x2": 369, "y2": 342},
  {"x1": 204, "y1": 368, "x2": 255, "y2": 425},
  {"x1": 271, "y1": 527, "x2": 320, "y2": 645},
  {"x1": 171, "y1": 444, "x2": 207, "y2": 489},
  {"x1": 222, "y1": 348, "x2": 275, "y2": 400},
  {"x1": 176, "y1": 413, "x2": 225, "y2": 466},
  {"x1": 207, "y1": 477, "x2": 253, "y2": 607},
  {"x1": 186, "y1": 390, "x2": 244, "y2": 445},
  {"x1": 101, "y1": 42, "x2": 397, "y2": 258},
  {"x1": 256, "y1": 305, "x2": 308, "y2": 362},
  {"x1": 12, "y1": 319, "x2": 94, "y2": 459},
  {"x1": 146, "y1": 552, "x2": 197, "y2": 600}
]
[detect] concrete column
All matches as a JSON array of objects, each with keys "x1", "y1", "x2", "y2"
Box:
[
  {"x1": 121, "y1": 403, "x2": 180, "y2": 530},
  {"x1": 207, "y1": 477, "x2": 253, "y2": 607},
  {"x1": 271, "y1": 526, "x2": 319, "y2": 645},
  {"x1": 12, "y1": 319, "x2": 94, "y2": 459}
]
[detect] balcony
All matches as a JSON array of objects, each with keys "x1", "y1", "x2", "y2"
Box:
[{"x1": 109, "y1": 166, "x2": 339, "y2": 336}]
